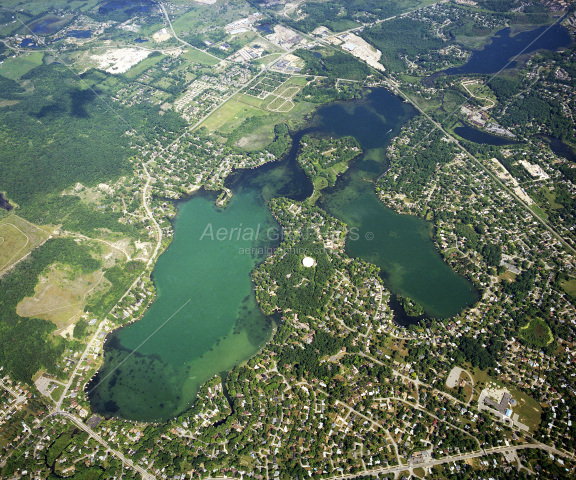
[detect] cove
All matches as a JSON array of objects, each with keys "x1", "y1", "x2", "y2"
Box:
[
  {"x1": 444, "y1": 24, "x2": 571, "y2": 75},
  {"x1": 89, "y1": 88, "x2": 477, "y2": 421}
]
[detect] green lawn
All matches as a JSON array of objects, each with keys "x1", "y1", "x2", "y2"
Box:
[
  {"x1": 507, "y1": 385, "x2": 543, "y2": 432},
  {"x1": 199, "y1": 98, "x2": 265, "y2": 133},
  {"x1": 539, "y1": 186, "x2": 563, "y2": 210},
  {"x1": 561, "y1": 278, "x2": 576, "y2": 297},
  {"x1": 529, "y1": 204, "x2": 549, "y2": 221}
]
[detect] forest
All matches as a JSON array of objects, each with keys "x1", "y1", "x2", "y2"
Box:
[
  {"x1": 297, "y1": 134, "x2": 361, "y2": 191},
  {"x1": 0, "y1": 238, "x2": 100, "y2": 381},
  {"x1": 294, "y1": 49, "x2": 373, "y2": 81},
  {"x1": 254, "y1": 240, "x2": 335, "y2": 317},
  {"x1": 499, "y1": 92, "x2": 574, "y2": 142},
  {"x1": 0, "y1": 63, "x2": 186, "y2": 216},
  {"x1": 298, "y1": 77, "x2": 364, "y2": 104},
  {"x1": 361, "y1": 18, "x2": 445, "y2": 72},
  {"x1": 277, "y1": 0, "x2": 419, "y2": 34},
  {"x1": 274, "y1": 330, "x2": 348, "y2": 381},
  {"x1": 456, "y1": 336, "x2": 502, "y2": 371}
]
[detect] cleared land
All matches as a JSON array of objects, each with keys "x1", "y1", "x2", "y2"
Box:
[
  {"x1": 0, "y1": 215, "x2": 51, "y2": 275},
  {"x1": 123, "y1": 53, "x2": 166, "y2": 79},
  {"x1": 16, "y1": 240, "x2": 124, "y2": 332},
  {"x1": 17, "y1": 265, "x2": 110, "y2": 332},
  {"x1": 181, "y1": 48, "x2": 221, "y2": 66}
]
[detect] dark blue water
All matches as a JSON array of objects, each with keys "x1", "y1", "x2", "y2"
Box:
[
  {"x1": 134, "y1": 37, "x2": 148, "y2": 43},
  {"x1": 67, "y1": 30, "x2": 92, "y2": 38},
  {"x1": 541, "y1": 135, "x2": 576, "y2": 163},
  {"x1": 256, "y1": 23, "x2": 274, "y2": 34},
  {"x1": 31, "y1": 18, "x2": 61, "y2": 35},
  {"x1": 445, "y1": 24, "x2": 572, "y2": 75},
  {"x1": 455, "y1": 125, "x2": 517, "y2": 146},
  {"x1": 313, "y1": 89, "x2": 479, "y2": 319},
  {"x1": 20, "y1": 39, "x2": 37, "y2": 48}
]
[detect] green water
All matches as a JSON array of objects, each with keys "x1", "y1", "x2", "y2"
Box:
[
  {"x1": 88, "y1": 146, "x2": 312, "y2": 421},
  {"x1": 88, "y1": 194, "x2": 278, "y2": 420},
  {"x1": 89, "y1": 88, "x2": 477, "y2": 422},
  {"x1": 313, "y1": 89, "x2": 479, "y2": 318}
]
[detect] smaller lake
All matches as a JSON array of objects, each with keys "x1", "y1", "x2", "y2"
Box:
[
  {"x1": 256, "y1": 23, "x2": 274, "y2": 34},
  {"x1": 20, "y1": 39, "x2": 37, "y2": 48},
  {"x1": 0, "y1": 193, "x2": 12, "y2": 211},
  {"x1": 540, "y1": 135, "x2": 576, "y2": 163},
  {"x1": 454, "y1": 125, "x2": 518, "y2": 146},
  {"x1": 67, "y1": 30, "x2": 92, "y2": 39},
  {"x1": 445, "y1": 24, "x2": 571, "y2": 75}
]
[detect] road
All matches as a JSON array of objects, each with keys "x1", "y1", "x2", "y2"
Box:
[
  {"x1": 142, "y1": 162, "x2": 163, "y2": 269},
  {"x1": 159, "y1": 2, "x2": 225, "y2": 64},
  {"x1": 55, "y1": 319, "x2": 108, "y2": 410},
  {"x1": 383, "y1": 79, "x2": 576, "y2": 257},
  {"x1": 323, "y1": 0, "x2": 449, "y2": 41},
  {"x1": 50, "y1": 410, "x2": 156, "y2": 480}
]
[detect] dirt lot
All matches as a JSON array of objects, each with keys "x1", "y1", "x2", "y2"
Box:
[{"x1": 91, "y1": 48, "x2": 151, "y2": 74}]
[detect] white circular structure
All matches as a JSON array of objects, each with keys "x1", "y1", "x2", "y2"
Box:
[{"x1": 302, "y1": 256, "x2": 315, "y2": 268}]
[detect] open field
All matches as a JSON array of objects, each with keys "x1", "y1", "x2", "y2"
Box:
[
  {"x1": 198, "y1": 96, "x2": 265, "y2": 132},
  {"x1": 507, "y1": 386, "x2": 543, "y2": 432},
  {"x1": 123, "y1": 53, "x2": 166, "y2": 79},
  {"x1": 0, "y1": 215, "x2": 51, "y2": 275},
  {"x1": 181, "y1": 48, "x2": 221, "y2": 66},
  {"x1": 539, "y1": 186, "x2": 563, "y2": 210},
  {"x1": 561, "y1": 277, "x2": 576, "y2": 297},
  {"x1": 17, "y1": 265, "x2": 110, "y2": 332},
  {"x1": 0, "y1": 52, "x2": 44, "y2": 80}
]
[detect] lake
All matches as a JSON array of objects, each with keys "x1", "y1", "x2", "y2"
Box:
[
  {"x1": 312, "y1": 90, "x2": 478, "y2": 319},
  {"x1": 87, "y1": 143, "x2": 312, "y2": 422},
  {"x1": 454, "y1": 125, "x2": 517, "y2": 146},
  {"x1": 445, "y1": 24, "x2": 571, "y2": 75},
  {"x1": 540, "y1": 135, "x2": 576, "y2": 163},
  {"x1": 89, "y1": 89, "x2": 478, "y2": 421}
]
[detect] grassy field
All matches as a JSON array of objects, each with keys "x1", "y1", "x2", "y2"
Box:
[
  {"x1": 507, "y1": 385, "x2": 543, "y2": 432},
  {"x1": 539, "y1": 186, "x2": 563, "y2": 210},
  {"x1": 561, "y1": 277, "x2": 576, "y2": 297},
  {"x1": 123, "y1": 53, "x2": 166, "y2": 79},
  {"x1": 181, "y1": 48, "x2": 221, "y2": 66},
  {"x1": 15, "y1": 239, "x2": 127, "y2": 332},
  {"x1": 0, "y1": 52, "x2": 44, "y2": 80},
  {"x1": 199, "y1": 96, "x2": 266, "y2": 133},
  {"x1": 529, "y1": 204, "x2": 549, "y2": 221},
  {"x1": 17, "y1": 265, "x2": 111, "y2": 332},
  {"x1": 0, "y1": 214, "x2": 51, "y2": 275},
  {"x1": 50, "y1": 384, "x2": 65, "y2": 402}
]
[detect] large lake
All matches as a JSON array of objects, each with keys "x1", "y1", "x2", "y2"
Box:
[
  {"x1": 89, "y1": 89, "x2": 478, "y2": 421},
  {"x1": 445, "y1": 24, "x2": 571, "y2": 75}
]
